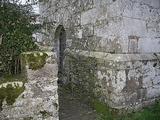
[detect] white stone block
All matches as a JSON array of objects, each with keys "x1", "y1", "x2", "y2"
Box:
[{"x1": 147, "y1": 85, "x2": 160, "y2": 99}]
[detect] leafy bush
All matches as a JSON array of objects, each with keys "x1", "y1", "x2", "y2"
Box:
[{"x1": 0, "y1": 1, "x2": 38, "y2": 75}]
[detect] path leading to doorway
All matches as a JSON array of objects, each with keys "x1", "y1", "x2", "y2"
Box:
[{"x1": 58, "y1": 87, "x2": 98, "y2": 120}]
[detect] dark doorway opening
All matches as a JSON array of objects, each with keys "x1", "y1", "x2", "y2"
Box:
[
  {"x1": 55, "y1": 25, "x2": 98, "y2": 120},
  {"x1": 55, "y1": 25, "x2": 66, "y2": 83}
]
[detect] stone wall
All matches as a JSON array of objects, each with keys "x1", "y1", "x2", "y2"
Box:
[
  {"x1": 0, "y1": 52, "x2": 59, "y2": 120},
  {"x1": 39, "y1": 0, "x2": 160, "y2": 53},
  {"x1": 39, "y1": 0, "x2": 160, "y2": 110},
  {"x1": 66, "y1": 50, "x2": 160, "y2": 110}
]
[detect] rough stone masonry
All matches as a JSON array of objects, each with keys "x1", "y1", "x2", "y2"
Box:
[
  {"x1": 0, "y1": 52, "x2": 59, "y2": 120},
  {"x1": 39, "y1": 0, "x2": 160, "y2": 110},
  {"x1": 0, "y1": 0, "x2": 160, "y2": 119}
]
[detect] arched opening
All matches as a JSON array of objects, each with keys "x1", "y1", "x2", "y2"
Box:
[
  {"x1": 55, "y1": 25, "x2": 98, "y2": 120},
  {"x1": 54, "y1": 25, "x2": 66, "y2": 82}
]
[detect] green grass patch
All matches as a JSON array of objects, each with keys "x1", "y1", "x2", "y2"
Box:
[
  {"x1": 119, "y1": 102, "x2": 160, "y2": 120},
  {"x1": 92, "y1": 100, "x2": 160, "y2": 120},
  {"x1": 91, "y1": 100, "x2": 113, "y2": 120}
]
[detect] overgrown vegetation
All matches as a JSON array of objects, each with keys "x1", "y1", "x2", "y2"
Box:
[
  {"x1": 91, "y1": 99, "x2": 160, "y2": 120},
  {"x1": 0, "y1": 0, "x2": 39, "y2": 76}
]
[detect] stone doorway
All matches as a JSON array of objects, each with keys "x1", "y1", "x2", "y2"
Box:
[
  {"x1": 55, "y1": 25, "x2": 66, "y2": 82},
  {"x1": 54, "y1": 26, "x2": 98, "y2": 120}
]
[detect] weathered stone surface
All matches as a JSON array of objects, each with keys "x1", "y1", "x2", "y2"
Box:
[
  {"x1": 38, "y1": 0, "x2": 160, "y2": 110},
  {"x1": 0, "y1": 52, "x2": 59, "y2": 120},
  {"x1": 66, "y1": 51, "x2": 160, "y2": 110}
]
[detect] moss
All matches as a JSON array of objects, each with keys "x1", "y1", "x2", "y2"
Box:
[
  {"x1": 65, "y1": 54, "x2": 98, "y2": 100},
  {"x1": 0, "y1": 84, "x2": 25, "y2": 110},
  {"x1": 0, "y1": 74, "x2": 27, "y2": 84},
  {"x1": 91, "y1": 99, "x2": 113, "y2": 120},
  {"x1": 22, "y1": 52, "x2": 48, "y2": 70}
]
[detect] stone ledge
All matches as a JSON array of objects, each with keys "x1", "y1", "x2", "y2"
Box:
[{"x1": 69, "y1": 50, "x2": 160, "y2": 62}]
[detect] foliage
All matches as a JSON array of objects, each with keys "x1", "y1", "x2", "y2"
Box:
[{"x1": 0, "y1": 1, "x2": 38, "y2": 75}]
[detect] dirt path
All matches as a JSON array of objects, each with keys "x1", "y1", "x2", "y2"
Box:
[{"x1": 58, "y1": 87, "x2": 98, "y2": 120}]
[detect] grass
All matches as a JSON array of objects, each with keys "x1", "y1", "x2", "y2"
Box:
[
  {"x1": 61, "y1": 85, "x2": 160, "y2": 120},
  {"x1": 60, "y1": 85, "x2": 160, "y2": 120},
  {"x1": 91, "y1": 100, "x2": 160, "y2": 120},
  {"x1": 91, "y1": 100, "x2": 113, "y2": 120},
  {"x1": 120, "y1": 102, "x2": 160, "y2": 120}
]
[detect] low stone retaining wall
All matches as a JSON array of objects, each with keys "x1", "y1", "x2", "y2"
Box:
[
  {"x1": 66, "y1": 50, "x2": 160, "y2": 110},
  {"x1": 0, "y1": 51, "x2": 59, "y2": 120}
]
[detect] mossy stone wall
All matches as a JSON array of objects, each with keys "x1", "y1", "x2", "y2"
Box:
[{"x1": 64, "y1": 53, "x2": 101, "y2": 101}]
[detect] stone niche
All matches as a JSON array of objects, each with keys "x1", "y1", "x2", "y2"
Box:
[{"x1": 0, "y1": 51, "x2": 59, "y2": 120}]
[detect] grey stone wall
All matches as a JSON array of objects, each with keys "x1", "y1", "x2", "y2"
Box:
[
  {"x1": 39, "y1": 0, "x2": 160, "y2": 110},
  {"x1": 39, "y1": 0, "x2": 160, "y2": 53},
  {"x1": 66, "y1": 50, "x2": 160, "y2": 110},
  {"x1": 84, "y1": 52, "x2": 160, "y2": 110},
  {"x1": 0, "y1": 52, "x2": 59, "y2": 120}
]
